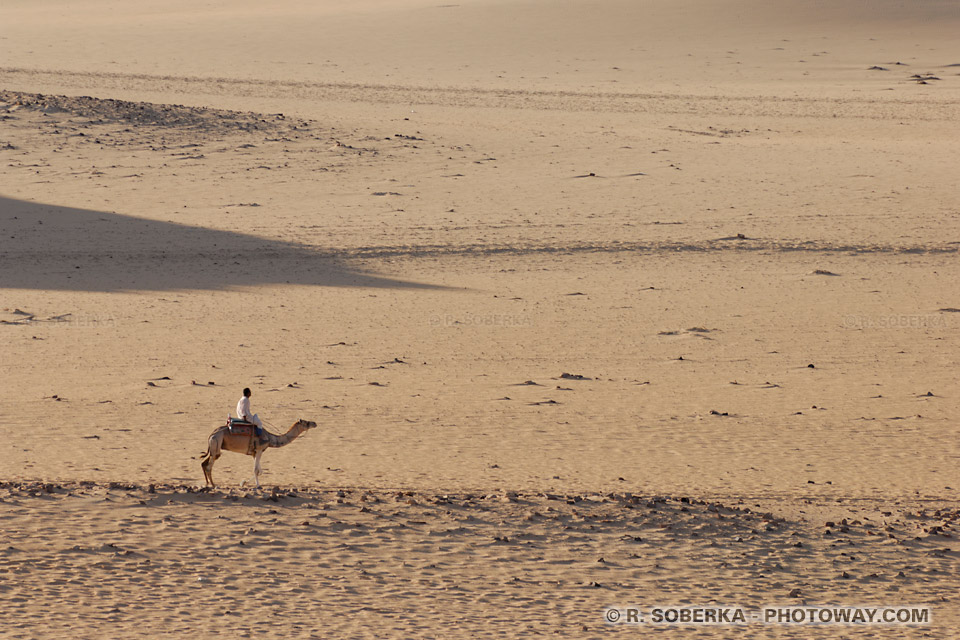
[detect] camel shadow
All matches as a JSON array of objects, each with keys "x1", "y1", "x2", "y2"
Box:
[{"x1": 0, "y1": 195, "x2": 441, "y2": 292}]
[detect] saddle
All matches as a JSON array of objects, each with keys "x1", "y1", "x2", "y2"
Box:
[
  {"x1": 226, "y1": 418, "x2": 258, "y2": 438},
  {"x1": 225, "y1": 418, "x2": 265, "y2": 455}
]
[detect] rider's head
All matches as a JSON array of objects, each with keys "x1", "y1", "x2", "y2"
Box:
[{"x1": 243, "y1": 387, "x2": 251, "y2": 397}]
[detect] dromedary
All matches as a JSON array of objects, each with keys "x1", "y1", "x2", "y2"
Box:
[{"x1": 200, "y1": 419, "x2": 316, "y2": 489}]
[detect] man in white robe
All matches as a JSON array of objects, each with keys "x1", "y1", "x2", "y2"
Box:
[{"x1": 236, "y1": 387, "x2": 264, "y2": 437}]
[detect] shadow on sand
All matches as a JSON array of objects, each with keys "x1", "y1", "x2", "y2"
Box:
[{"x1": 0, "y1": 196, "x2": 442, "y2": 292}]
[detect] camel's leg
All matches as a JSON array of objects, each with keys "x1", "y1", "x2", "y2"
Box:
[
  {"x1": 200, "y1": 453, "x2": 211, "y2": 487},
  {"x1": 253, "y1": 449, "x2": 264, "y2": 490},
  {"x1": 201, "y1": 431, "x2": 224, "y2": 487},
  {"x1": 201, "y1": 454, "x2": 209, "y2": 486},
  {"x1": 240, "y1": 449, "x2": 263, "y2": 490},
  {"x1": 201, "y1": 451, "x2": 220, "y2": 488}
]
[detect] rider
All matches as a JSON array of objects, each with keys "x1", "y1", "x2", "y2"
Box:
[{"x1": 236, "y1": 387, "x2": 264, "y2": 437}]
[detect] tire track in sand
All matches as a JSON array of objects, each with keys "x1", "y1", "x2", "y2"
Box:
[{"x1": 2, "y1": 66, "x2": 958, "y2": 121}]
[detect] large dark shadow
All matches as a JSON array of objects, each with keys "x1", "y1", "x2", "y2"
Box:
[{"x1": 0, "y1": 196, "x2": 442, "y2": 292}]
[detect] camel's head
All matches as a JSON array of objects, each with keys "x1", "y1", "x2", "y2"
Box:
[{"x1": 298, "y1": 419, "x2": 317, "y2": 430}]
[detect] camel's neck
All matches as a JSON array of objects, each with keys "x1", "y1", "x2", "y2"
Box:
[{"x1": 266, "y1": 422, "x2": 306, "y2": 448}]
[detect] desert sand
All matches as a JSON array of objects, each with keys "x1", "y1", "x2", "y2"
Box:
[{"x1": 1, "y1": 0, "x2": 959, "y2": 637}]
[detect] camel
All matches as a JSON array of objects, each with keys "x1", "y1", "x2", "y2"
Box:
[{"x1": 200, "y1": 418, "x2": 316, "y2": 489}]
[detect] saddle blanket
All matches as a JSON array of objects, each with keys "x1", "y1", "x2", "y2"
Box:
[{"x1": 226, "y1": 419, "x2": 261, "y2": 438}]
